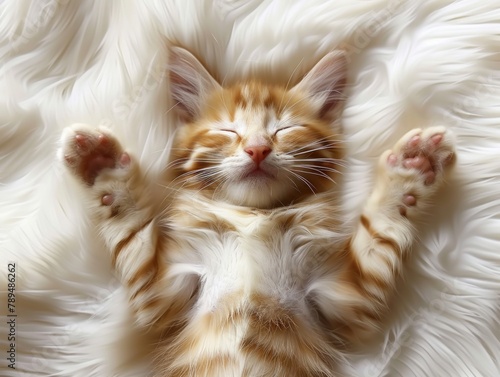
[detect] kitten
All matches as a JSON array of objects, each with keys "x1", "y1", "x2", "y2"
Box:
[{"x1": 59, "y1": 47, "x2": 455, "y2": 376}]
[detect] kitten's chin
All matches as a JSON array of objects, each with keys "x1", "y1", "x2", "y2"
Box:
[
  {"x1": 242, "y1": 169, "x2": 274, "y2": 180},
  {"x1": 218, "y1": 179, "x2": 291, "y2": 209}
]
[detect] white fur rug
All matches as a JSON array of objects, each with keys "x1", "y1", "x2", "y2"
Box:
[{"x1": 1, "y1": 1, "x2": 500, "y2": 376}]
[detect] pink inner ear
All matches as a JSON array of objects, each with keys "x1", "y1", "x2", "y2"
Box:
[
  {"x1": 170, "y1": 72, "x2": 197, "y2": 95},
  {"x1": 168, "y1": 47, "x2": 221, "y2": 123},
  {"x1": 294, "y1": 51, "x2": 348, "y2": 119},
  {"x1": 319, "y1": 76, "x2": 347, "y2": 118},
  {"x1": 169, "y1": 70, "x2": 198, "y2": 121}
]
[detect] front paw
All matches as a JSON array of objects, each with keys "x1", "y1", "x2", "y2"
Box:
[
  {"x1": 379, "y1": 126, "x2": 455, "y2": 216},
  {"x1": 59, "y1": 124, "x2": 131, "y2": 186}
]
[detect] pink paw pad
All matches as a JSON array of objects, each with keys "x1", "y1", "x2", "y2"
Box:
[
  {"x1": 387, "y1": 153, "x2": 397, "y2": 166},
  {"x1": 75, "y1": 134, "x2": 89, "y2": 149},
  {"x1": 399, "y1": 194, "x2": 417, "y2": 216},
  {"x1": 403, "y1": 156, "x2": 423, "y2": 169},
  {"x1": 98, "y1": 134, "x2": 109, "y2": 145},
  {"x1": 403, "y1": 194, "x2": 416, "y2": 206},
  {"x1": 383, "y1": 127, "x2": 455, "y2": 217},
  {"x1": 408, "y1": 135, "x2": 421, "y2": 148},
  {"x1": 119, "y1": 152, "x2": 131, "y2": 166},
  {"x1": 430, "y1": 134, "x2": 443, "y2": 146},
  {"x1": 101, "y1": 194, "x2": 114, "y2": 206},
  {"x1": 395, "y1": 129, "x2": 451, "y2": 186},
  {"x1": 64, "y1": 128, "x2": 128, "y2": 186}
]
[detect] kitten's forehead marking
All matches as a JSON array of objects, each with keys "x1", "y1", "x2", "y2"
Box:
[
  {"x1": 231, "y1": 107, "x2": 281, "y2": 146},
  {"x1": 240, "y1": 84, "x2": 270, "y2": 108},
  {"x1": 216, "y1": 83, "x2": 297, "y2": 145}
]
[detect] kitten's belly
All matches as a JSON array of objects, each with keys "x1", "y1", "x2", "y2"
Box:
[
  {"x1": 170, "y1": 205, "x2": 310, "y2": 315},
  {"x1": 164, "y1": 203, "x2": 339, "y2": 376},
  {"x1": 166, "y1": 291, "x2": 337, "y2": 376}
]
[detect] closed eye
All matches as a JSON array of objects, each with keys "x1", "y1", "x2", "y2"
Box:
[
  {"x1": 219, "y1": 129, "x2": 239, "y2": 135},
  {"x1": 274, "y1": 125, "x2": 302, "y2": 135}
]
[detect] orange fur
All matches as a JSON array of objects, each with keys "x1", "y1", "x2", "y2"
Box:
[
  {"x1": 171, "y1": 79, "x2": 343, "y2": 209},
  {"x1": 59, "y1": 47, "x2": 455, "y2": 376}
]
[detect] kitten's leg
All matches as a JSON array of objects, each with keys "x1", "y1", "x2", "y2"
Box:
[
  {"x1": 60, "y1": 124, "x2": 192, "y2": 327},
  {"x1": 314, "y1": 126, "x2": 455, "y2": 342}
]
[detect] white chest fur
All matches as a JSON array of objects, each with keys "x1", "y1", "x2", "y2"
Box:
[{"x1": 167, "y1": 194, "x2": 339, "y2": 318}]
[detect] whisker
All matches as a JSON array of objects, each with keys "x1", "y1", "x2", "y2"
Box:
[
  {"x1": 171, "y1": 166, "x2": 222, "y2": 184},
  {"x1": 278, "y1": 57, "x2": 306, "y2": 113},
  {"x1": 297, "y1": 163, "x2": 341, "y2": 170},
  {"x1": 284, "y1": 168, "x2": 316, "y2": 195},
  {"x1": 285, "y1": 175, "x2": 300, "y2": 193},
  {"x1": 164, "y1": 154, "x2": 225, "y2": 172},
  {"x1": 293, "y1": 160, "x2": 347, "y2": 169},
  {"x1": 297, "y1": 164, "x2": 344, "y2": 176},
  {"x1": 292, "y1": 144, "x2": 341, "y2": 156},
  {"x1": 287, "y1": 138, "x2": 341, "y2": 155},
  {"x1": 291, "y1": 167, "x2": 337, "y2": 184},
  {"x1": 162, "y1": 158, "x2": 188, "y2": 171}
]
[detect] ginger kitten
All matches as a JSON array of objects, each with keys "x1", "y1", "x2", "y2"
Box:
[{"x1": 59, "y1": 47, "x2": 455, "y2": 376}]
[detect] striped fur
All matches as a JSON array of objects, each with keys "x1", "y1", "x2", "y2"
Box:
[{"x1": 59, "y1": 48, "x2": 455, "y2": 376}]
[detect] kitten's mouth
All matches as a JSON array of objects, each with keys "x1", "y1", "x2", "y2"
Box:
[{"x1": 242, "y1": 167, "x2": 275, "y2": 180}]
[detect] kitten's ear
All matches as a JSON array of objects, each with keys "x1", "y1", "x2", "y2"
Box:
[
  {"x1": 291, "y1": 51, "x2": 347, "y2": 119},
  {"x1": 168, "y1": 47, "x2": 221, "y2": 122}
]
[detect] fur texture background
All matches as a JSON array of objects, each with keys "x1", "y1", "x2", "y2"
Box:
[{"x1": 0, "y1": 0, "x2": 499, "y2": 376}]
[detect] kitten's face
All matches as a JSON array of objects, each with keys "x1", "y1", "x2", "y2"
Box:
[{"x1": 169, "y1": 48, "x2": 347, "y2": 209}]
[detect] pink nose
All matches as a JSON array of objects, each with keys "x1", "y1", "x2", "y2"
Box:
[{"x1": 244, "y1": 145, "x2": 272, "y2": 165}]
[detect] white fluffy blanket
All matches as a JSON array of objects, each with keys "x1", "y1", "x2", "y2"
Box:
[{"x1": 1, "y1": 1, "x2": 500, "y2": 376}]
